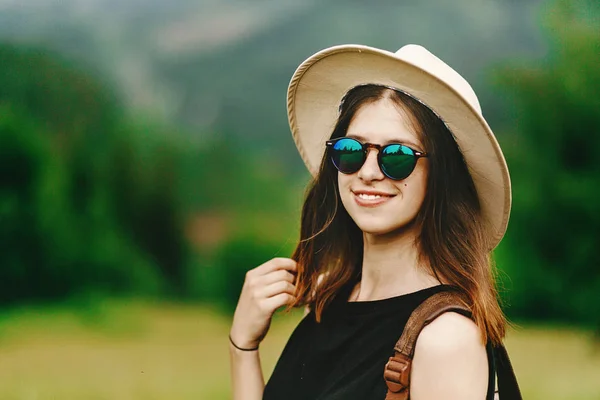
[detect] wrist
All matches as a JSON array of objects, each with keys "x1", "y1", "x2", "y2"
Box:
[
  {"x1": 229, "y1": 334, "x2": 259, "y2": 352},
  {"x1": 229, "y1": 329, "x2": 260, "y2": 350}
]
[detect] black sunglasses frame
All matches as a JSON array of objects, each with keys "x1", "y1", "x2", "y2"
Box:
[{"x1": 325, "y1": 137, "x2": 428, "y2": 180}]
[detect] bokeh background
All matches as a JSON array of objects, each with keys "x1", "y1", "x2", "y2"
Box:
[{"x1": 0, "y1": 0, "x2": 599, "y2": 399}]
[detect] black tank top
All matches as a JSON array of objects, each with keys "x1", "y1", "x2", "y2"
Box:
[{"x1": 263, "y1": 283, "x2": 496, "y2": 400}]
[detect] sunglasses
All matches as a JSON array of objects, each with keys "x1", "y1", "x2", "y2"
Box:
[{"x1": 325, "y1": 137, "x2": 428, "y2": 181}]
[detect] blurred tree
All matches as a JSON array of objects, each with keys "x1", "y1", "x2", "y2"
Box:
[
  {"x1": 0, "y1": 105, "x2": 162, "y2": 303},
  {"x1": 494, "y1": 0, "x2": 600, "y2": 330},
  {"x1": 107, "y1": 124, "x2": 187, "y2": 292},
  {"x1": 0, "y1": 44, "x2": 188, "y2": 303}
]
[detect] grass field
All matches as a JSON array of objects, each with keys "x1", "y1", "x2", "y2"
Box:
[{"x1": 0, "y1": 300, "x2": 599, "y2": 400}]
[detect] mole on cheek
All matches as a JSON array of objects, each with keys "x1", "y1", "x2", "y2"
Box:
[{"x1": 404, "y1": 184, "x2": 408, "y2": 187}]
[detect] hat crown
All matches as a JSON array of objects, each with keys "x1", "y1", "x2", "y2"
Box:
[{"x1": 394, "y1": 44, "x2": 482, "y2": 114}]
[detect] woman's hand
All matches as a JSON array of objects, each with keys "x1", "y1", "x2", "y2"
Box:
[{"x1": 230, "y1": 257, "x2": 298, "y2": 349}]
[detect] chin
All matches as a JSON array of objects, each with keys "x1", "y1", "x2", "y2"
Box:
[{"x1": 353, "y1": 216, "x2": 415, "y2": 237}]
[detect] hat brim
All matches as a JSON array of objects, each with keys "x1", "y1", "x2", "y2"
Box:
[{"x1": 287, "y1": 44, "x2": 511, "y2": 249}]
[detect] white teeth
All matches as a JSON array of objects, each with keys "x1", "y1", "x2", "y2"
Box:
[{"x1": 357, "y1": 193, "x2": 382, "y2": 200}]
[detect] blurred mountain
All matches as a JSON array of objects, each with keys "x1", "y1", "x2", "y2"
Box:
[{"x1": 0, "y1": 0, "x2": 546, "y2": 172}]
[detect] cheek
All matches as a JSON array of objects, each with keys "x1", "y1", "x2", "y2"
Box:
[
  {"x1": 338, "y1": 174, "x2": 352, "y2": 203},
  {"x1": 395, "y1": 167, "x2": 428, "y2": 214},
  {"x1": 403, "y1": 183, "x2": 426, "y2": 209},
  {"x1": 337, "y1": 172, "x2": 353, "y2": 191}
]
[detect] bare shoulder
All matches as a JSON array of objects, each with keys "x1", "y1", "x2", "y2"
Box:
[
  {"x1": 417, "y1": 312, "x2": 482, "y2": 352},
  {"x1": 410, "y1": 312, "x2": 489, "y2": 400}
]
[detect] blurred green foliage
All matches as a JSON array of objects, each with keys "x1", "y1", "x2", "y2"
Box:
[
  {"x1": 494, "y1": 0, "x2": 600, "y2": 330},
  {"x1": 0, "y1": 104, "x2": 162, "y2": 303},
  {"x1": 0, "y1": 43, "x2": 299, "y2": 308},
  {"x1": 0, "y1": 45, "x2": 182, "y2": 303}
]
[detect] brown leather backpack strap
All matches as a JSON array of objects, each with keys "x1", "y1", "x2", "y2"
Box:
[{"x1": 384, "y1": 290, "x2": 470, "y2": 400}]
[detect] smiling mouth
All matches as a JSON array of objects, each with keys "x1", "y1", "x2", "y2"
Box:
[
  {"x1": 352, "y1": 191, "x2": 395, "y2": 207},
  {"x1": 356, "y1": 193, "x2": 386, "y2": 200}
]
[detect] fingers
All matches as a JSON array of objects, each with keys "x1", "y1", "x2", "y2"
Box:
[
  {"x1": 245, "y1": 264, "x2": 295, "y2": 294},
  {"x1": 260, "y1": 293, "x2": 295, "y2": 313},
  {"x1": 241, "y1": 257, "x2": 298, "y2": 315},
  {"x1": 258, "y1": 280, "x2": 296, "y2": 299},
  {"x1": 260, "y1": 269, "x2": 296, "y2": 286},
  {"x1": 251, "y1": 257, "x2": 297, "y2": 276}
]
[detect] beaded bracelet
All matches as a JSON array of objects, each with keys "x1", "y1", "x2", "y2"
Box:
[{"x1": 229, "y1": 334, "x2": 259, "y2": 351}]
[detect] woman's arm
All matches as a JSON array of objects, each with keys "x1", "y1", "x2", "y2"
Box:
[
  {"x1": 229, "y1": 344, "x2": 264, "y2": 400},
  {"x1": 229, "y1": 257, "x2": 298, "y2": 400},
  {"x1": 410, "y1": 312, "x2": 489, "y2": 400}
]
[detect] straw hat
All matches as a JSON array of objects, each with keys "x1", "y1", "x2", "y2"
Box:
[{"x1": 286, "y1": 44, "x2": 511, "y2": 249}]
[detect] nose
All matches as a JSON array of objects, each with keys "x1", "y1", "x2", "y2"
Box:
[{"x1": 357, "y1": 147, "x2": 384, "y2": 182}]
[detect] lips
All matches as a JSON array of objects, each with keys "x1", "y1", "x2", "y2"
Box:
[{"x1": 352, "y1": 189, "x2": 396, "y2": 208}]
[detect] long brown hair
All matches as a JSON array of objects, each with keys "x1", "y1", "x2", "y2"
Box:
[{"x1": 290, "y1": 84, "x2": 506, "y2": 346}]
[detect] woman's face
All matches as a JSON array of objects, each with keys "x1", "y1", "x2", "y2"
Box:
[{"x1": 338, "y1": 98, "x2": 428, "y2": 236}]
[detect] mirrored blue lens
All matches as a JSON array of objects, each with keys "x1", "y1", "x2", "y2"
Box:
[
  {"x1": 380, "y1": 144, "x2": 417, "y2": 180},
  {"x1": 331, "y1": 138, "x2": 364, "y2": 173}
]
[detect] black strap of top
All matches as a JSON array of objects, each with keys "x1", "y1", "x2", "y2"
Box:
[
  {"x1": 486, "y1": 341, "x2": 496, "y2": 400},
  {"x1": 494, "y1": 344, "x2": 523, "y2": 400}
]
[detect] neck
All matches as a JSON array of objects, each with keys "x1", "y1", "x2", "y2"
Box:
[{"x1": 355, "y1": 227, "x2": 441, "y2": 301}]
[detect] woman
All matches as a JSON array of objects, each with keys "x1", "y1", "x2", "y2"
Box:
[{"x1": 229, "y1": 44, "x2": 514, "y2": 399}]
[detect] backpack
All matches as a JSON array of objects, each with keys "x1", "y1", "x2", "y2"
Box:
[{"x1": 383, "y1": 291, "x2": 522, "y2": 400}]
